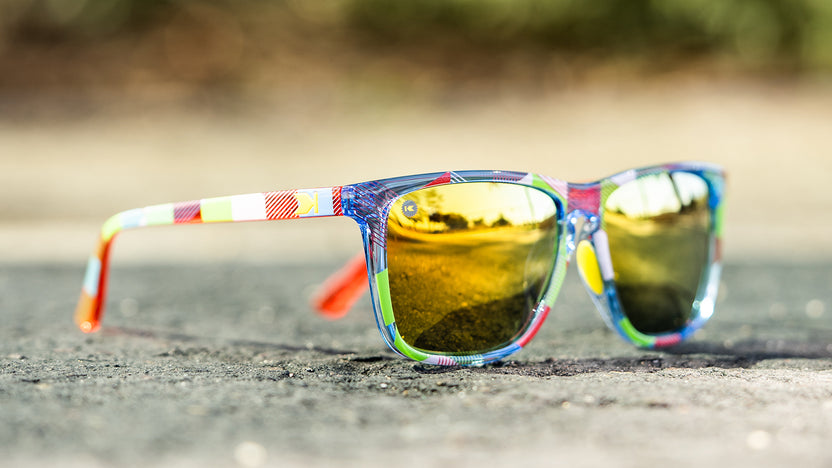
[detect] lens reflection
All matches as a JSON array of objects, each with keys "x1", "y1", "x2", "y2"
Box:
[
  {"x1": 604, "y1": 171, "x2": 711, "y2": 334},
  {"x1": 386, "y1": 183, "x2": 559, "y2": 354}
]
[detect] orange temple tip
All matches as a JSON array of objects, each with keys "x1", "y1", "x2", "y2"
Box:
[
  {"x1": 78, "y1": 320, "x2": 100, "y2": 333},
  {"x1": 75, "y1": 293, "x2": 101, "y2": 333},
  {"x1": 312, "y1": 253, "x2": 369, "y2": 320}
]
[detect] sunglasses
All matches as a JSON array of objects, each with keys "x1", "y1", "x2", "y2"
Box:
[{"x1": 76, "y1": 162, "x2": 725, "y2": 366}]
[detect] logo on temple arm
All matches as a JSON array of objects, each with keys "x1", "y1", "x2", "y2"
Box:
[{"x1": 295, "y1": 191, "x2": 319, "y2": 216}]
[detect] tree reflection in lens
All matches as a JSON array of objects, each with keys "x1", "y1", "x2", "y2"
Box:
[{"x1": 386, "y1": 183, "x2": 560, "y2": 354}]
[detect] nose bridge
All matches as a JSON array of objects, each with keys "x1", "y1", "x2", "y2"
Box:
[
  {"x1": 563, "y1": 183, "x2": 602, "y2": 255},
  {"x1": 564, "y1": 210, "x2": 599, "y2": 255},
  {"x1": 567, "y1": 182, "x2": 602, "y2": 216}
]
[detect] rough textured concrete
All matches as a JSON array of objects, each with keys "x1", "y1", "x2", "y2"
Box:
[{"x1": 1, "y1": 262, "x2": 830, "y2": 467}]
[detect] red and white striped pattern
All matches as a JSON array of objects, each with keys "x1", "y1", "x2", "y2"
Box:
[{"x1": 265, "y1": 190, "x2": 299, "y2": 220}]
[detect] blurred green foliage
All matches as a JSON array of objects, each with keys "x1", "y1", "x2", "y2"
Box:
[
  {"x1": 0, "y1": 0, "x2": 165, "y2": 40},
  {"x1": 345, "y1": 0, "x2": 832, "y2": 70},
  {"x1": 2, "y1": 0, "x2": 832, "y2": 72}
]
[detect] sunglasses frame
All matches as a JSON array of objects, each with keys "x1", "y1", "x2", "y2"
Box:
[
  {"x1": 76, "y1": 162, "x2": 724, "y2": 366},
  {"x1": 347, "y1": 162, "x2": 724, "y2": 365}
]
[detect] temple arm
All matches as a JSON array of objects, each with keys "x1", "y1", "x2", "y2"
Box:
[
  {"x1": 312, "y1": 252, "x2": 369, "y2": 319},
  {"x1": 75, "y1": 186, "x2": 346, "y2": 332}
]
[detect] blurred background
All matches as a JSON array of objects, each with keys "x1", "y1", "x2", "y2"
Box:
[{"x1": 1, "y1": 0, "x2": 831, "y2": 264}]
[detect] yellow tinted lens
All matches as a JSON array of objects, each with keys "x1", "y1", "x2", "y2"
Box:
[
  {"x1": 386, "y1": 183, "x2": 559, "y2": 354},
  {"x1": 604, "y1": 171, "x2": 711, "y2": 334}
]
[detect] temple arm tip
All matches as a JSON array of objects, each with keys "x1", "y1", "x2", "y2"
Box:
[
  {"x1": 312, "y1": 252, "x2": 369, "y2": 320},
  {"x1": 75, "y1": 291, "x2": 102, "y2": 333},
  {"x1": 75, "y1": 232, "x2": 115, "y2": 334},
  {"x1": 78, "y1": 320, "x2": 99, "y2": 333}
]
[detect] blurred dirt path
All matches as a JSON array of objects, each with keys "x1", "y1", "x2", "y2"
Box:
[{"x1": 1, "y1": 79, "x2": 830, "y2": 263}]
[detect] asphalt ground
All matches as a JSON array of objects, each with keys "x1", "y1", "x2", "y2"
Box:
[{"x1": 1, "y1": 260, "x2": 831, "y2": 468}]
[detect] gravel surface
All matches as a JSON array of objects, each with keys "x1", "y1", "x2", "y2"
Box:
[{"x1": 1, "y1": 261, "x2": 831, "y2": 467}]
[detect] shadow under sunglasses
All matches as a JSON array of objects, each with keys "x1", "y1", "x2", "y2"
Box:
[{"x1": 103, "y1": 325, "x2": 832, "y2": 377}]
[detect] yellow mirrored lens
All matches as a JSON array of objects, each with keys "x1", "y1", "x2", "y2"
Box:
[
  {"x1": 604, "y1": 171, "x2": 711, "y2": 334},
  {"x1": 386, "y1": 182, "x2": 559, "y2": 354}
]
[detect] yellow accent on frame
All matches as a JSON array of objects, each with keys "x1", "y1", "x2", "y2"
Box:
[{"x1": 577, "y1": 240, "x2": 604, "y2": 295}]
